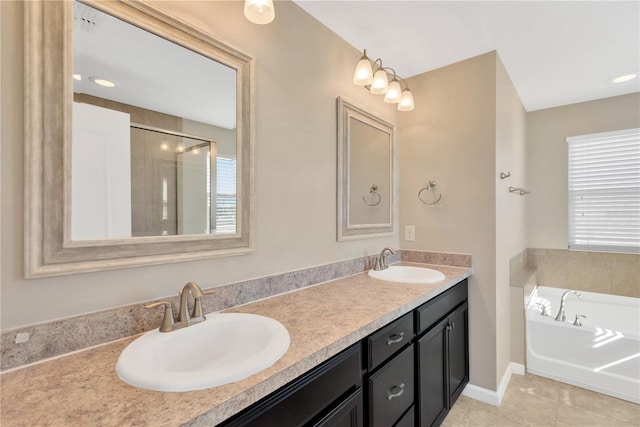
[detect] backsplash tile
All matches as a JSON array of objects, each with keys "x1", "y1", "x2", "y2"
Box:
[
  {"x1": 527, "y1": 248, "x2": 639, "y2": 298},
  {"x1": 611, "y1": 260, "x2": 640, "y2": 298},
  {"x1": 401, "y1": 250, "x2": 471, "y2": 268},
  {"x1": 0, "y1": 252, "x2": 405, "y2": 371}
]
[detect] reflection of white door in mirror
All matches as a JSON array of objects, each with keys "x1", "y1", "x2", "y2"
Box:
[
  {"x1": 337, "y1": 97, "x2": 395, "y2": 241},
  {"x1": 24, "y1": 0, "x2": 254, "y2": 277},
  {"x1": 72, "y1": 102, "x2": 132, "y2": 240}
]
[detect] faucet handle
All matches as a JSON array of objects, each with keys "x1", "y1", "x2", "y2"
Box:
[
  {"x1": 535, "y1": 303, "x2": 550, "y2": 317},
  {"x1": 573, "y1": 314, "x2": 586, "y2": 326},
  {"x1": 192, "y1": 289, "x2": 216, "y2": 319},
  {"x1": 145, "y1": 301, "x2": 175, "y2": 332}
]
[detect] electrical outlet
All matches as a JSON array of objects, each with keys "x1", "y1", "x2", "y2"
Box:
[
  {"x1": 405, "y1": 225, "x2": 416, "y2": 241},
  {"x1": 15, "y1": 332, "x2": 29, "y2": 344}
]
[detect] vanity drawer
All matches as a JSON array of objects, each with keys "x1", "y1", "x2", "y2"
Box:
[
  {"x1": 367, "y1": 312, "x2": 414, "y2": 370},
  {"x1": 394, "y1": 406, "x2": 414, "y2": 427},
  {"x1": 417, "y1": 280, "x2": 467, "y2": 335},
  {"x1": 222, "y1": 344, "x2": 362, "y2": 427},
  {"x1": 368, "y1": 344, "x2": 414, "y2": 427}
]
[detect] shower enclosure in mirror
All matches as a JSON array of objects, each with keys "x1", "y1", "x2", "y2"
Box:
[
  {"x1": 24, "y1": 0, "x2": 254, "y2": 277},
  {"x1": 337, "y1": 97, "x2": 395, "y2": 240}
]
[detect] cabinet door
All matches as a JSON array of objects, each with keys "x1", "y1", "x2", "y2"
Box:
[
  {"x1": 416, "y1": 317, "x2": 448, "y2": 427},
  {"x1": 447, "y1": 302, "x2": 469, "y2": 405},
  {"x1": 313, "y1": 388, "x2": 363, "y2": 427}
]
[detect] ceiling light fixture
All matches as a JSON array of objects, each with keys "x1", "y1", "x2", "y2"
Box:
[
  {"x1": 89, "y1": 76, "x2": 117, "y2": 88},
  {"x1": 611, "y1": 73, "x2": 637, "y2": 83},
  {"x1": 73, "y1": 74, "x2": 82, "y2": 81},
  {"x1": 353, "y1": 49, "x2": 415, "y2": 111},
  {"x1": 244, "y1": 0, "x2": 275, "y2": 25}
]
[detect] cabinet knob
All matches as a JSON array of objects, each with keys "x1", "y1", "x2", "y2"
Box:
[
  {"x1": 386, "y1": 383, "x2": 405, "y2": 400},
  {"x1": 386, "y1": 332, "x2": 405, "y2": 345}
]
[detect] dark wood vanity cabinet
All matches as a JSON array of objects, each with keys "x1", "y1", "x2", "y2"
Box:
[
  {"x1": 221, "y1": 344, "x2": 363, "y2": 427},
  {"x1": 416, "y1": 282, "x2": 469, "y2": 427},
  {"x1": 219, "y1": 279, "x2": 468, "y2": 427}
]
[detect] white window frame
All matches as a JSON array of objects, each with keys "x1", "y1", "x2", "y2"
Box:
[{"x1": 567, "y1": 128, "x2": 640, "y2": 253}]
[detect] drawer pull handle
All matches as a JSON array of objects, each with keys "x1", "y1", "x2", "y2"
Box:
[
  {"x1": 387, "y1": 383, "x2": 405, "y2": 400},
  {"x1": 386, "y1": 332, "x2": 405, "y2": 345}
]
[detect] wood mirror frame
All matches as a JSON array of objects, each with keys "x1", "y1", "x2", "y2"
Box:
[{"x1": 24, "y1": 0, "x2": 254, "y2": 277}]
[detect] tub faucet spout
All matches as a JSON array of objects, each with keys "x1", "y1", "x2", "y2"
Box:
[{"x1": 554, "y1": 290, "x2": 582, "y2": 322}]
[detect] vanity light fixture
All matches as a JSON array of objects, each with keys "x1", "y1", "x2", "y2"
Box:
[
  {"x1": 244, "y1": 0, "x2": 275, "y2": 25},
  {"x1": 611, "y1": 73, "x2": 637, "y2": 83},
  {"x1": 353, "y1": 49, "x2": 415, "y2": 111},
  {"x1": 89, "y1": 76, "x2": 117, "y2": 88},
  {"x1": 384, "y1": 74, "x2": 402, "y2": 104}
]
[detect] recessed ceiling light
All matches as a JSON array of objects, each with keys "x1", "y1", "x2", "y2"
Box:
[
  {"x1": 611, "y1": 73, "x2": 637, "y2": 83},
  {"x1": 73, "y1": 74, "x2": 82, "y2": 81},
  {"x1": 89, "y1": 76, "x2": 117, "y2": 88}
]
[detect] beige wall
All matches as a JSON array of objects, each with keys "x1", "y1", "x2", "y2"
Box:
[
  {"x1": 495, "y1": 58, "x2": 527, "y2": 382},
  {"x1": 0, "y1": 1, "x2": 399, "y2": 329},
  {"x1": 399, "y1": 52, "x2": 499, "y2": 391},
  {"x1": 526, "y1": 93, "x2": 640, "y2": 249}
]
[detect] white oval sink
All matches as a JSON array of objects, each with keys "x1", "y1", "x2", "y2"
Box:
[
  {"x1": 116, "y1": 313, "x2": 290, "y2": 392},
  {"x1": 368, "y1": 265, "x2": 446, "y2": 284}
]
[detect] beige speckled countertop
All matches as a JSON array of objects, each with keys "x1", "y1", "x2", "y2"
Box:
[{"x1": 0, "y1": 263, "x2": 470, "y2": 426}]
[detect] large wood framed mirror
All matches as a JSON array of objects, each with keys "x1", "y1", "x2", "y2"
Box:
[
  {"x1": 337, "y1": 97, "x2": 395, "y2": 241},
  {"x1": 24, "y1": 0, "x2": 254, "y2": 277}
]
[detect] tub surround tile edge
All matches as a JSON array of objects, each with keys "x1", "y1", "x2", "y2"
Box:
[{"x1": 527, "y1": 248, "x2": 639, "y2": 298}]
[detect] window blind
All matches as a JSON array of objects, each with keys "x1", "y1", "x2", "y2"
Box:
[
  {"x1": 567, "y1": 128, "x2": 640, "y2": 253},
  {"x1": 216, "y1": 156, "x2": 236, "y2": 233}
]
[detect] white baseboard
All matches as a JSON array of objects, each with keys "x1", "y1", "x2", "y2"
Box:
[{"x1": 462, "y1": 362, "x2": 525, "y2": 407}]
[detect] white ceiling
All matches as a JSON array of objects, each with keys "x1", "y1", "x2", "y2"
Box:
[{"x1": 294, "y1": 1, "x2": 640, "y2": 111}]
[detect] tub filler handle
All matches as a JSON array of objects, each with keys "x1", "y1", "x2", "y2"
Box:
[
  {"x1": 536, "y1": 303, "x2": 551, "y2": 317},
  {"x1": 573, "y1": 314, "x2": 586, "y2": 326}
]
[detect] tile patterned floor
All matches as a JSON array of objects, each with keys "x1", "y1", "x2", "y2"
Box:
[{"x1": 443, "y1": 373, "x2": 640, "y2": 427}]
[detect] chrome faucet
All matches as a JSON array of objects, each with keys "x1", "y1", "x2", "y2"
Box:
[
  {"x1": 373, "y1": 247, "x2": 396, "y2": 271},
  {"x1": 145, "y1": 282, "x2": 215, "y2": 332},
  {"x1": 554, "y1": 290, "x2": 581, "y2": 322}
]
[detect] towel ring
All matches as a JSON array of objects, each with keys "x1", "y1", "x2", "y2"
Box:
[
  {"x1": 363, "y1": 185, "x2": 382, "y2": 206},
  {"x1": 418, "y1": 180, "x2": 442, "y2": 205}
]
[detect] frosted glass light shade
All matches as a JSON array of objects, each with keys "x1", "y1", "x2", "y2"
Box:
[
  {"x1": 398, "y1": 89, "x2": 415, "y2": 111},
  {"x1": 370, "y1": 69, "x2": 389, "y2": 94},
  {"x1": 353, "y1": 58, "x2": 373, "y2": 86},
  {"x1": 244, "y1": 0, "x2": 275, "y2": 25},
  {"x1": 384, "y1": 80, "x2": 402, "y2": 103}
]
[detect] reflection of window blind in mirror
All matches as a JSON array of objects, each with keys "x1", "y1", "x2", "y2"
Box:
[{"x1": 216, "y1": 157, "x2": 237, "y2": 233}]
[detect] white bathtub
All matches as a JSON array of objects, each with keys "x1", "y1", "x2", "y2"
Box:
[{"x1": 525, "y1": 285, "x2": 640, "y2": 404}]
